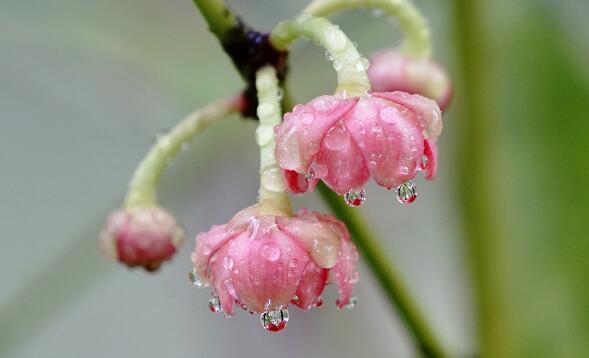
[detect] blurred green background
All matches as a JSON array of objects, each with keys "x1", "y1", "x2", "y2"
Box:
[{"x1": 1, "y1": 0, "x2": 587, "y2": 357}]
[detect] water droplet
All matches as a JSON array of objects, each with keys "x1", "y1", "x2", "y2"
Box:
[
  {"x1": 241, "y1": 304, "x2": 248, "y2": 311},
  {"x1": 276, "y1": 88, "x2": 284, "y2": 101},
  {"x1": 333, "y1": 59, "x2": 343, "y2": 71},
  {"x1": 208, "y1": 296, "x2": 221, "y2": 313},
  {"x1": 260, "y1": 309, "x2": 289, "y2": 332},
  {"x1": 223, "y1": 256, "x2": 234, "y2": 270},
  {"x1": 249, "y1": 309, "x2": 256, "y2": 315},
  {"x1": 260, "y1": 242, "x2": 281, "y2": 262},
  {"x1": 290, "y1": 295, "x2": 300, "y2": 304},
  {"x1": 313, "y1": 297, "x2": 323, "y2": 308},
  {"x1": 420, "y1": 155, "x2": 429, "y2": 170},
  {"x1": 345, "y1": 296, "x2": 358, "y2": 309},
  {"x1": 188, "y1": 270, "x2": 203, "y2": 288},
  {"x1": 396, "y1": 180, "x2": 417, "y2": 204},
  {"x1": 344, "y1": 188, "x2": 366, "y2": 207}
]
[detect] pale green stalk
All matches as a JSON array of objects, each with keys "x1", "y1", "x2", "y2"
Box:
[
  {"x1": 125, "y1": 95, "x2": 243, "y2": 209},
  {"x1": 270, "y1": 14, "x2": 371, "y2": 96},
  {"x1": 304, "y1": 0, "x2": 431, "y2": 58},
  {"x1": 255, "y1": 66, "x2": 292, "y2": 214}
]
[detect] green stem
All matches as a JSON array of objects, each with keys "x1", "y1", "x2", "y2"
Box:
[
  {"x1": 125, "y1": 95, "x2": 243, "y2": 209},
  {"x1": 255, "y1": 66, "x2": 292, "y2": 214},
  {"x1": 270, "y1": 14, "x2": 371, "y2": 96},
  {"x1": 192, "y1": 0, "x2": 238, "y2": 41},
  {"x1": 304, "y1": 0, "x2": 431, "y2": 58},
  {"x1": 317, "y1": 183, "x2": 448, "y2": 358}
]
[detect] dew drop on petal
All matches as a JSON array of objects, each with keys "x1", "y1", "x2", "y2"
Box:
[
  {"x1": 396, "y1": 180, "x2": 417, "y2": 204},
  {"x1": 344, "y1": 296, "x2": 358, "y2": 310},
  {"x1": 260, "y1": 242, "x2": 281, "y2": 262},
  {"x1": 420, "y1": 155, "x2": 429, "y2": 170},
  {"x1": 223, "y1": 256, "x2": 234, "y2": 270},
  {"x1": 344, "y1": 188, "x2": 366, "y2": 207},
  {"x1": 249, "y1": 309, "x2": 256, "y2": 315},
  {"x1": 313, "y1": 297, "x2": 323, "y2": 308},
  {"x1": 261, "y1": 309, "x2": 289, "y2": 332},
  {"x1": 188, "y1": 269, "x2": 203, "y2": 288},
  {"x1": 290, "y1": 295, "x2": 300, "y2": 304},
  {"x1": 208, "y1": 296, "x2": 221, "y2": 313}
]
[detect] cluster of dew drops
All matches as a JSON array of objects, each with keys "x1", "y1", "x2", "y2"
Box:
[
  {"x1": 188, "y1": 269, "x2": 357, "y2": 332},
  {"x1": 316, "y1": 154, "x2": 427, "y2": 208}
]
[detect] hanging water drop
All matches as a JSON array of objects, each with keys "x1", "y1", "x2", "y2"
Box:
[
  {"x1": 344, "y1": 296, "x2": 358, "y2": 310},
  {"x1": 188, "y1": 269, "x2": 203, "y2": 288},
  {"x1": 313, "y1": 297, "x2": 323, "y2": 308},
  {"x1": 260, "y1": 309, "x2": 289, "y2": 332},
  {"x1": 396, "y1": 180, "x2": 417, "y2": 204},
  {"x1": 290, "y1": 295, "x2": 300, "y2": 304},
  {"x1": 344, "y1": 188, "x2": 366, "y2": 207},
  {"x1": 420, "y1": 155, "x2": 429, "y2": 170},
  {"x1": 208, "y1": 296, "x2": 222, "y2": 313}
]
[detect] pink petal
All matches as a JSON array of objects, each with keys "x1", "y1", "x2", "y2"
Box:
[
  {"x1": 313, "y1": 121, "x2": 370, "y2": 195},
  {"x1": 228, "y1": 218, "x2": 308, "y2": 312},
  {"x1": 372, "y1": 91, "x2": 443, "y2": 139},
  {"x1": 344, "y1": 96, "x2": 424, "y2": 189},
  {"x1": 282, "y1": 169, "x2": 318, "y2": 193},
  {"x1": 333, "y1": 236, "x2": 359, "y2": 308},
  {"x1": 294, "y1": 260, "x2": 329, "y2": 310},
  {"x1": 193, "y1": 224, "x2": 232, "y2": 282},
  {"x1": 275, "y1": 96, "x2": 357, "y2": 174},
  {"x1": 423, "y1": 139, "x2": 438, "y2": 180}
]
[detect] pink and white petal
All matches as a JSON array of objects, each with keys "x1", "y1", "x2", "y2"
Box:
[
  {"x1": 230, "y1": 221, "x2": 308, "y2": 312},
  {"x1": 193, "y1": 224, "x2": 232, "y2": 281},
  {"x1": 276, "y1": 213, "x2": 342, "y2": 269},
  {"x1": 208, "y1": 242, "x2": 239, "y2": 315},
  {"x1": 294, "y1": 260, "x2": 329, "y2": 310},
  {"x1": 332, "y1": 237, "x2": 359, "y2": 308},
  {"x1": 313, "y1": 121, "x2": 370, "y2": 195},
  {"x1": 423, "y1": 139, "x2": 438, "y2": 180},
  {"x1": 275, "y1": 96, "x2": 357, "y2": 173},
  {"x1": 371, "y1": 91, "x2": 443, "y2": 139}
]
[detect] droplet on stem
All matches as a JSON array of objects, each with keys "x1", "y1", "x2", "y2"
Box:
[
  {"x1": 344, "y1": 188, "x2": 366, "y2": 207},
  {"x1": 260, "y1": 309, "x2": 289, "y2": 332},
  {"x1": 396, "y1": 180, "x2": 417, "y2": 204}
]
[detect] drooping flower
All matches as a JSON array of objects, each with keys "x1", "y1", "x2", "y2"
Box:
[
  {"x1": 274, "y1": 91, "x2": 442, "y2": 205},
  {"x1": 368, "y1": 49, "x2": 453, "y2": 111},
  {"x1": 190, "y1": 201, "x2": 359, "y2": 331},
  {"x1": 100, "y1": 207, "x2": 186, "y2": 272}
]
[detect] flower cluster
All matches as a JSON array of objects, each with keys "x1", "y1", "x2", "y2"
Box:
[{"x1": 99, "y1": 0, "x2": 450, "y2": 335}]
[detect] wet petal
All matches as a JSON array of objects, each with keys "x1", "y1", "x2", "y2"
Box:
[
  {"x1": 332, "y1": 236, "x2": 359, "y2": 308},
  {"x1": 294, "y1": 260, "x2": 329, "y2": 310},
  {"x1": 275, "y1": 96, "x2": 357, "y2": 173}
]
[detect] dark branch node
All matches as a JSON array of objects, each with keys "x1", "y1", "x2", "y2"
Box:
[{"x1": 220, "y1": 20, "x2": 289, "y2": 119}]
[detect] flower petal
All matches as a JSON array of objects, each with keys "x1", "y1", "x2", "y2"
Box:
[
  {"x1": 294, "y1": 260, "x2": 329, "y2": 310},
  {"x1": 333, "y1": 235, "x2": 359, "y2": 308},
  {"x1": 275, "y1": 96, "x2": 357, "y2": 174},
  {"x1": 423, "y1": 139, "x2": 438, "y2": 180}
]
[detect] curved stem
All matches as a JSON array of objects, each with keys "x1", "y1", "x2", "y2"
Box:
[
  {"x1": 255, "y1": 66, "x2": 292, "y2": 214},
  {"x1": 316, "y1": 183, "x2": 448, "y2": 358},
  {"x1": 270, "y1": 14, "x2": 371, "y2": 96},
  {"x1": 192, "y1": 0, "x2": 238, "y2": 42},
  {"x1": 125, "y1": 95, "x2": 243, "y2": 209},
  {"x1": 304, "y1": 0, "x2": 431, "y2": 58}
]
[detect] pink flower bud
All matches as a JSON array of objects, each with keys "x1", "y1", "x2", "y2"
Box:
[
  {"x1": 274, "y1": 92, "x2": 441, "y2": 200},
  {"x1": 100, "y1": 207, "x2": 186, "y2": 272},
  {"x1": 368, "y1": 49, "x2": 453, "y2": 111},
  {"x1": 191, "y1": 203, "x2": 359, "y2": 318}
]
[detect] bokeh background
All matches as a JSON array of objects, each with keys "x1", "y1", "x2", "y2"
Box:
[{"x1": 1, "y1": 0, "x2": 588, "y2": 357}]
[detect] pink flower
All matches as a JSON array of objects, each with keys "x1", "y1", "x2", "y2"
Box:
[
  {"x1": 191, "y1": 202, "x2": 359, "y2": 330},
  {"x1": 100, "y1": 207, "x2": 186, "y2": 272},
  {"x1": 368, "y1": 49, "x2": 453, "y2": 111},
  {"x1": 275, "y1": 92, "x2": 442, "y2": 204}
]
